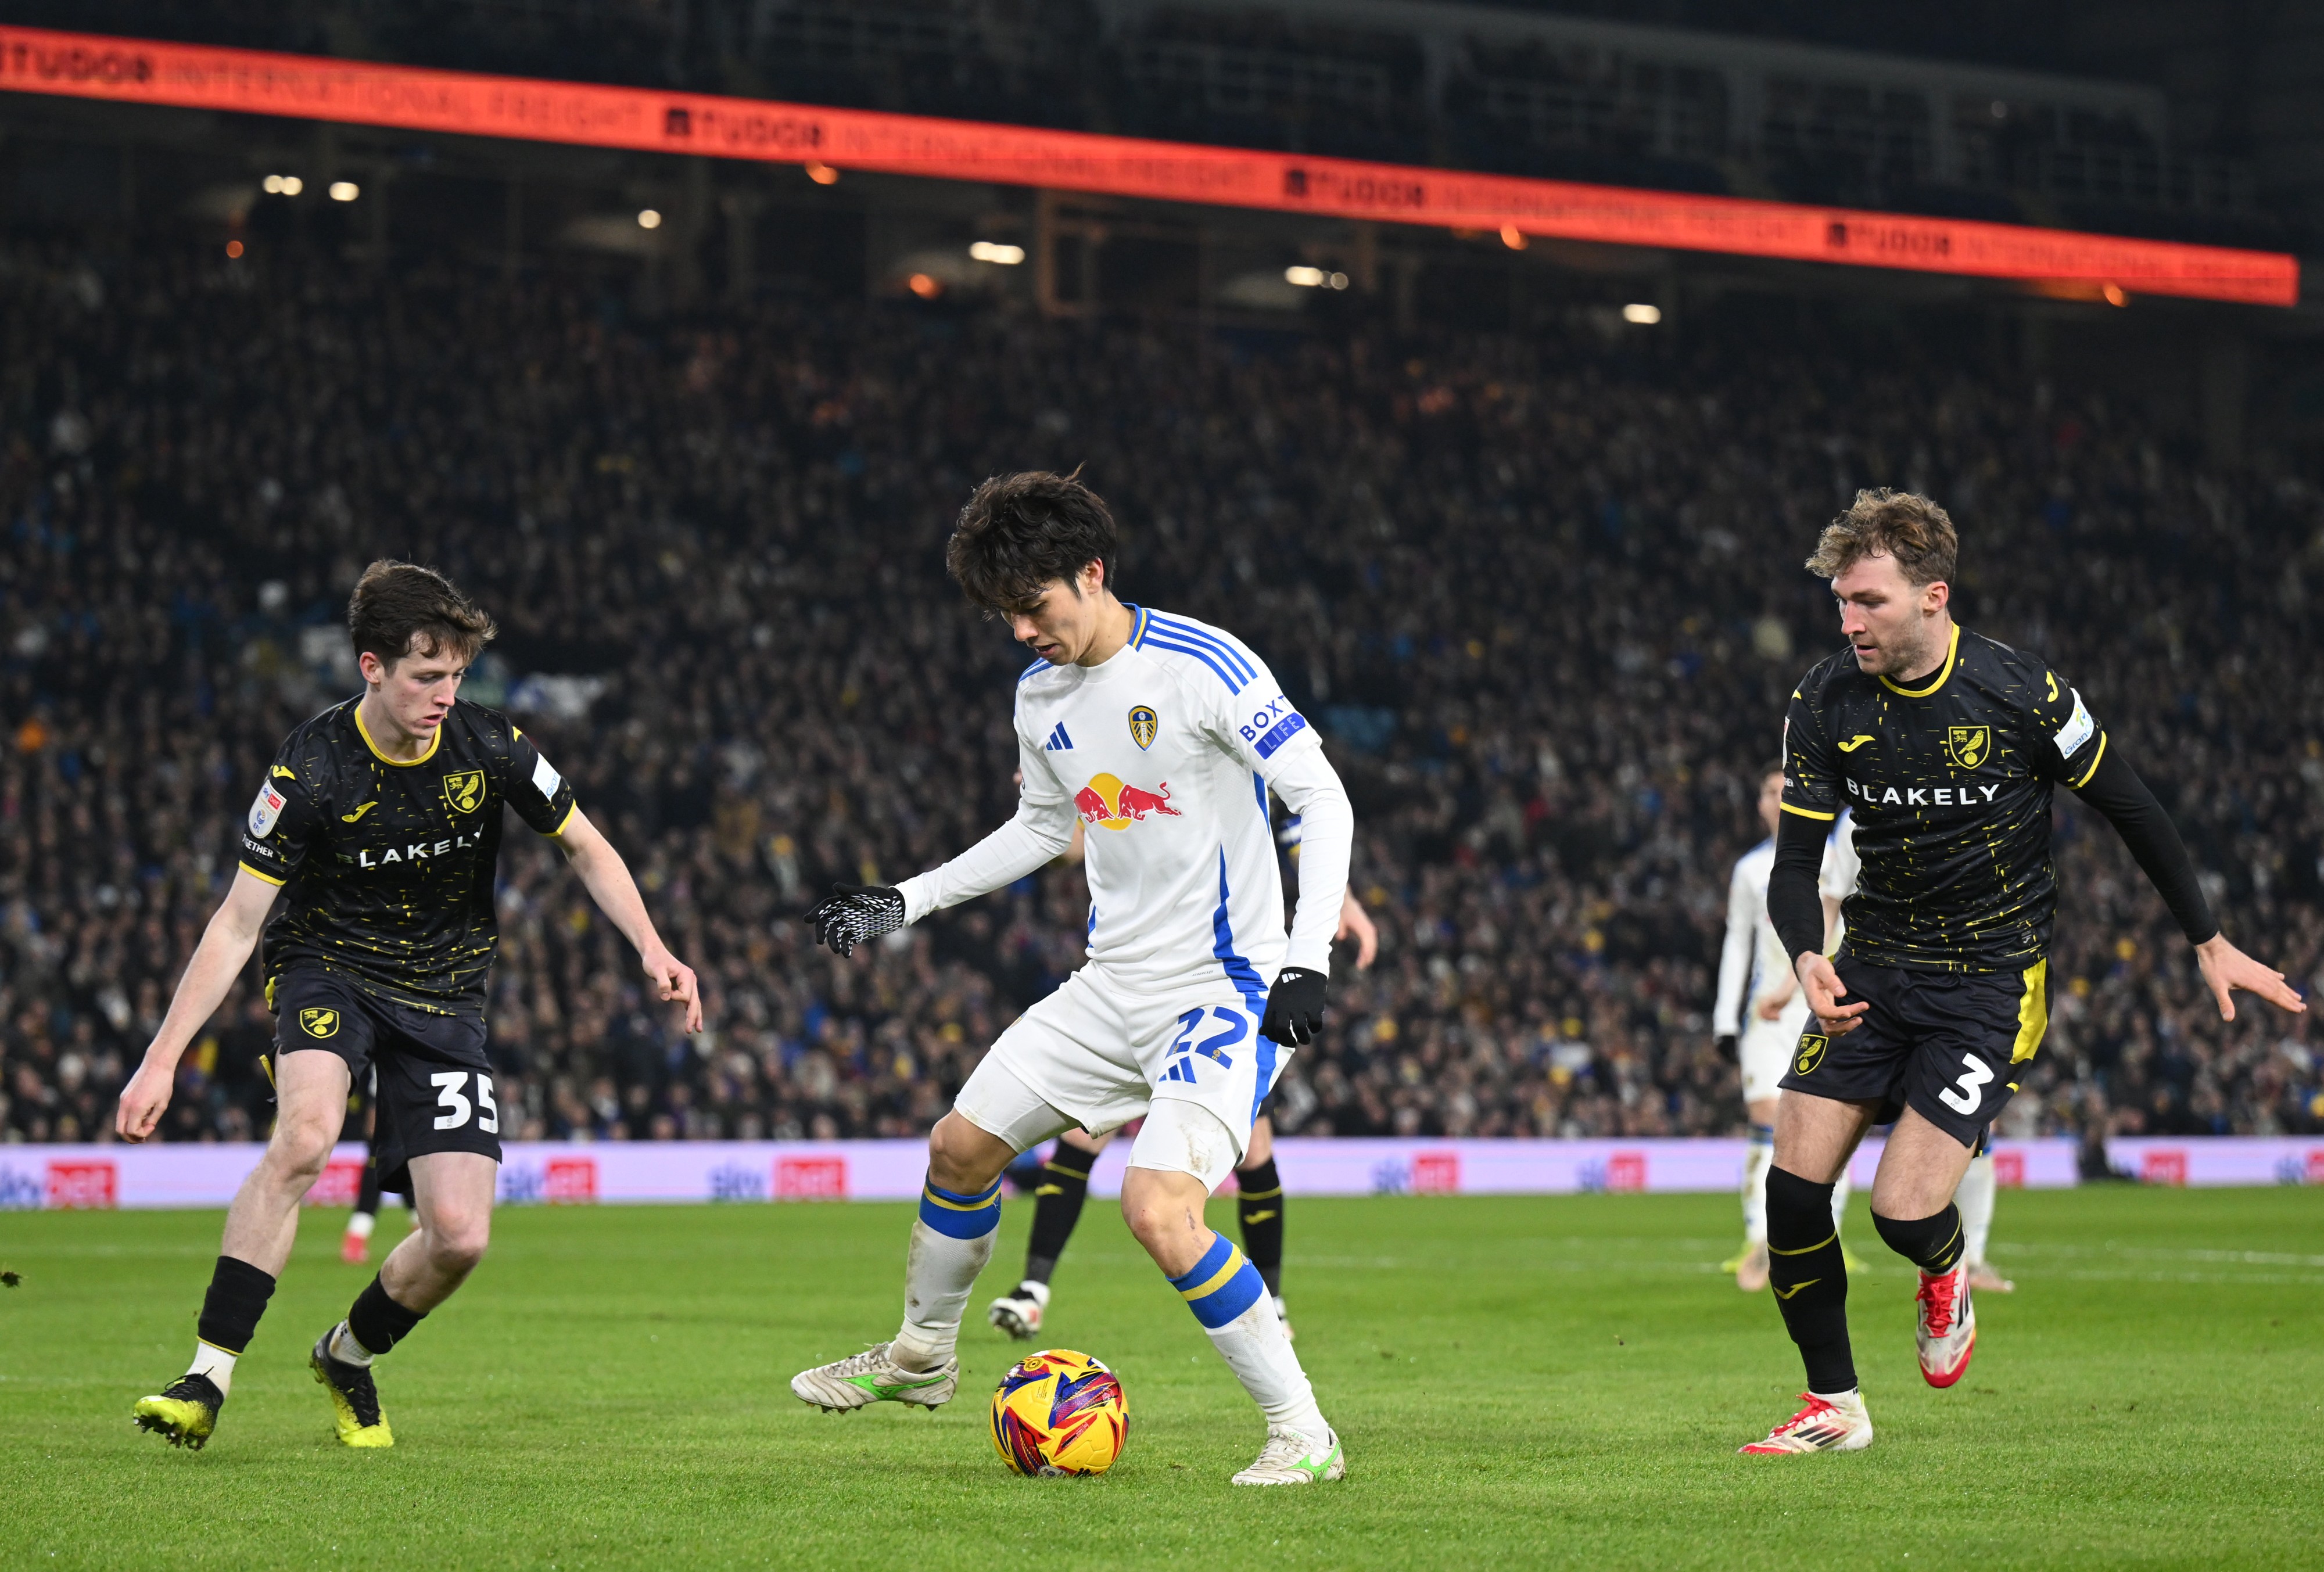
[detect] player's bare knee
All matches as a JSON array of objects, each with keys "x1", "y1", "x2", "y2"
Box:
[
  {"x1": 926, "y1": 1112, "x2": 1007, "y2": 1193},
  {"x1": 422, "y1": 1209, "x2": 491, "y2": 1275},
  {"x1": 264, "y1": 1116, "x2": 339, "y2": 1183}
]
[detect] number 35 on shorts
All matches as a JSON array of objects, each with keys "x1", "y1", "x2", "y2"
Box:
[{"x1": 432, "y1": 1070, "x2": 501, "y2": 1133}]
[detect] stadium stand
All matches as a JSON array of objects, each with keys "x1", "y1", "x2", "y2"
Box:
[{"x1": 0, "y1": 243, "x2": 2318, "y2": 1153}]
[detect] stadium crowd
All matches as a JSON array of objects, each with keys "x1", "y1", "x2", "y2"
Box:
[{"x1": 1, "y1": 242, "x2": 2319, "y2": 1154}]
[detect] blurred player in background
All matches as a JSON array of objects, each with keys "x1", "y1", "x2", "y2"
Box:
[
  {"x1": 1743, "y1": 491, "x2": 2301, "y2": 1455},
  {"x1": 794, "y1": 471, "x2": 1354, "y2": 1485},
  {"x1": 1715, "y1": 767, "x2": 1857, "y2": 1291},
  {"x1": 119, "y1": 562, "x2": 700, "y2": 1451},
  {"x1": 339, "y1": 1074, "x2": 403, "y2": 1264},
  {"x1": 990, "y1": 884, "x2": 1375, "y2": 1342}
]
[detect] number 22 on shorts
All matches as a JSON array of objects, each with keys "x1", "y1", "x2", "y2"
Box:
[
  {"x1": 431, "y1": 1070, "x2": 500, "y2": 1132},
  {"x1": 1938, "y1": 1053, "x2": 1993, "y2": 1116}
]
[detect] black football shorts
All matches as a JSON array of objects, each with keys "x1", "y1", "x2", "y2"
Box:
[
  {"x1": 271, "y1": 968, "x2": 502, "y2": 1192},
  {"x1": 1778, "y1": 955, "x2": 2050, "y2": 1147}
]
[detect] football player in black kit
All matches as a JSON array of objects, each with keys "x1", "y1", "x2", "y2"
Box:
[
  {"x1": 120, "y1": 561, "x2": 701, "y2": 1451},
  {"x1": 1742, "y1": 490, "x2": 2303, "y2": 1455}
]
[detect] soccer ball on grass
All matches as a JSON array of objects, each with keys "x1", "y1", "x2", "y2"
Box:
[{"x1": 989, "y1": 1349, "x2": 1127, "y2": 1477}]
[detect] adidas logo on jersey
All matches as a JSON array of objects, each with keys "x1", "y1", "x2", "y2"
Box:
[{"x1": 1043, "y1": 723, "x2": 1074, "y2": 752}]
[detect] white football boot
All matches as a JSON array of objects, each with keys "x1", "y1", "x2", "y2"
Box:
[
  {"x1": 1966, "y1": 1259, "x2": 2015, "y2": 1294},
  {"x1": 789, "y1": 1343, "x2": 958, "y2": 1412},
  {"x1": 1232, "y1": 1424, "x2": 1344, "y2": 1485},
  {"x1": 1738, "y1": 1390, "x2": 1874, "y2": 1454},
  {"x1": 987, "y1": 1280, "x2": 1048, "y2": 1341},
  {"x1": 1915, "y1": 1262, "x2": 1977, "y2": 1387}
]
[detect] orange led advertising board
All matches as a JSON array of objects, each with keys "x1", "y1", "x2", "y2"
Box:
[{"x1": 0, "y1": 25, "x2": 2297, "y2": 306}]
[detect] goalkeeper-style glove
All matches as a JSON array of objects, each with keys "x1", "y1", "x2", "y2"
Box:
[
  {"x1": 805, "y1": 884, "x2": 906, "y2": 957},
  {"x1": 1259, "y1": 967, "x2": 1329, "y2": 1046}
]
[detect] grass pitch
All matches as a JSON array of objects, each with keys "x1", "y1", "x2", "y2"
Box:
[{"x1": 2, "y1": 1186, "x2": 2318, "y2": 1570}]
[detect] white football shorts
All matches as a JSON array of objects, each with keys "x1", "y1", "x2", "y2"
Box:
[
  {"x1": 953, "y1": 964, "x2": 1287, "y2": 1188},
  {"x1": 1741, "y1": 995, "x2": 1814, "y2": 1105}
]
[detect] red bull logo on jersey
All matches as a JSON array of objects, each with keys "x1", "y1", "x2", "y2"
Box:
[{"x1": 1075, "y1": 773, "x2": 1182, "y2": 831}]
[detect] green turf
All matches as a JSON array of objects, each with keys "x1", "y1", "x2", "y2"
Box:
[{"x1": 2, "y1": 1187, "x2": 2319, "y2": 1570}]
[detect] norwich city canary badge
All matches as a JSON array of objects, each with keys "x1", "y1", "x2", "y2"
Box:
[
  {"x1": 299, "y1": 1007, "x2": 339, "y2": 1039},
  {"x1": 442, "y1": 769, "x2": 487, "y2": 815},
  {"x1": 1941, "y1": 725, "x2": 1991, "y2": 771},
  {"x1": 1128, "y1": 705, "x2": 1159, "y2": 751},
  {"x1": 1794, "y1": 1033, "x2": 1828, "y2": 1075}
]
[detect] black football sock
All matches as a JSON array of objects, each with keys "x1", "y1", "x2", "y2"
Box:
[
  {"x1": 1872, "y1": 1203, "x2": 1967, "y2": 1276},
  {"x1": 1021, "y1": 1148, "x2": 1092, "y2": 1286},
  {"x1": 344, "y1": 1275, "x2": 427, "y2": 1360},
  {"x1": 354, "y1": 1153, "x2": 383, "y2": 1219},
  {"x1": 1765, "y1": 1167, "x2": 1856, "y2": 1394},
  {"x1": 1235, "y1": 1157, "x2": 1286, "y2": 1298},
  {"x1": 196, "y1": 1255, "x2": 278, "y2": 1356}
]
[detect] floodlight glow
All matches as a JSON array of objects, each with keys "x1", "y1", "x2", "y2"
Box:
[
  {"x1": 1284, "y1": 265, "x2": 1324, "y2": 287},
  {"x1": 329, "y1": 180, "x2": 358, "y2": 202},
  {"x1": 969, "y1": 241, "x2": 1025, "y2": 265},
  {"x1": 637, "y1": 209, "x2": 662, "y2": 229},
  {"x1": 1622, "y1": 302, "x2": 1662, "y2": 324}
]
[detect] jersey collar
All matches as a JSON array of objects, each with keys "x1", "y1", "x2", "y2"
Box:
[
  {"x1": 354, "y1": 700, "x2": 446, "y2": 766},
  {"x1": 1877, "y1": 623, "x2": 1960, "y2": 698}
]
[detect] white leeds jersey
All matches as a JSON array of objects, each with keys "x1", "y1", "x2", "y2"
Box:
[
  {"x1": 1712, "y1": 812, "x2": 1859, "y2": 1039},
  {"x1": 901, "y1": 605, "x2": 1347, "y2": 995}
]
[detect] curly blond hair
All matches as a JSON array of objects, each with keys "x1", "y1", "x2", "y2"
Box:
[{"x1": 1806, "y1": 489, "x2": 1957, "y2": 586}]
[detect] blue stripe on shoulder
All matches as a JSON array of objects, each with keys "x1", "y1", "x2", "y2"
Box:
[
  {"x1": 1142, "y1": 633, "x2": 1247, "y2": 694},
  {"x1": 1144, "y1": 614, "x2": 1256, "y2": 683},
  {"x1": 1018, "y1": 658, "x2": 1050, "y2": 685}
]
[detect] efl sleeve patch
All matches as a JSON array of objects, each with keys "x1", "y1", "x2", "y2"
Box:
[
  {"x1": 532, "y1": 751, "x2": 564, "y2": 798},
  {"x1": 2053, "y1": 690, "x2": 2096, "y2": 759},
  {"x1": 248, "y1": 781, "x2": 286, "y2": 839}
]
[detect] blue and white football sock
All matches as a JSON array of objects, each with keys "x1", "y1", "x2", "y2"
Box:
[
  {"x1": 891, "y1": 1175, "x2": 1002, "y2": 1372},
  {"x1": 1957, "y1": 1150, "x2": 1996, "y2": 1264},
  {"x1": 1743, "y1": 1122, "x2": 1774, "y2": 1243},
  {"x1": 1171, "y1": 1234, "x2": 1328, "y2": 1439}
]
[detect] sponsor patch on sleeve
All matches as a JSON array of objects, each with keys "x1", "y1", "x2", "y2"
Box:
[
  {"x1": 532, "y1": 752, "x2": 564, "y2": 799},
  {"x1": 1253, "y1": 712, "x2": 1309, "y2": 759},
  {"x1": 248, "y1": 781, "x2": 286, "y2": 839},
  {"x1": 2054, "y1": 689, "x2": 2096, "y2": 759}
]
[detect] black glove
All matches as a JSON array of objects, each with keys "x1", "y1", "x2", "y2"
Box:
[
  {"x1": 805, "y1": 883, "x2": 906, "y2": 957},
  {"x1": 1260, "y1": 967, "x2": 1329, "y2": 1046},
  {"x1": 1715, "y1": 1033, "x2": 1738, "y2": 1061}
]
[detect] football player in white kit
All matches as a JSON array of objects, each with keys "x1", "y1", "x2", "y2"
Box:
[
  {"x1": 1714, "y1": 764, "x2": 1857, "y2": 1290},
  {"x1": 791, "y1": 471, "x2": 1353, "y2": 1486}
]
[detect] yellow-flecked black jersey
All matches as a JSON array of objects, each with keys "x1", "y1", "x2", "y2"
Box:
[
  {"x1": 238, "y1": 697, "x2": 577, "y2": 1012},
  {"x1": 1780, "y1": 626, "x2": 2106, "y2": 972}
]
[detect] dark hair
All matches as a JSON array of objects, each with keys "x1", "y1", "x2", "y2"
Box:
[
  {"x1": 347, "y1": 559, "x2": 497, "y2": 672},
  {"x1": 945, "y1": 469, "x2": 1119, "y2": 612},
  {"x1": 1807, "y1": 488, "x2": 1958, "y2": 586}
]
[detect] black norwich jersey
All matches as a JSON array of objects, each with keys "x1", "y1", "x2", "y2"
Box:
[
  {"x1": 1781, "y1": 626, "x2": 2106, "y2": 972},
  {"x1": 238, "y1": 697, "x2": 577, "y2": 1013}
]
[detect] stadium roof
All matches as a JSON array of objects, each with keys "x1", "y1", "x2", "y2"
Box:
[{"x1": 0, "y1": 22, "x2": 2297, "y2": 306}]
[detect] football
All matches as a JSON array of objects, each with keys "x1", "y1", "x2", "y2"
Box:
[{"x1": 989, "y1": 1350, "x2": 1129, "y2": 1477}]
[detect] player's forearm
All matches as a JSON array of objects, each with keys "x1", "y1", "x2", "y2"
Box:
[
  {"x1": 566, "y1": 836, "x2": 673, "y2": 960},
  {"x1": 1766, "y1": 813, "x2": 1829, "y2": 967},
  {"x1": 1269, "y1": 757, "x2": 1353, "y2": 974},
  {"x1": 2071, "y1": 746, "x2": 2219, "y2": 945},
  {"x1": 146, "y1": 913, "x2": 264, "y2": 1067},
  {"x1": 898, "y1": 808, "x2": 1074, "y2": 923}
]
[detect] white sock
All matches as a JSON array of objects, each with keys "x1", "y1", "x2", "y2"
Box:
[
  {"x1": 1831, "y1": 1165, "x2": 1853, "y2": 1240},
  {"x1": 1206, "y1": 1295, "x2": 1329, "y2": 1441},
  {"x1": 1958, "y1": 1151, "x2": 1997, "y2": 1265},
  {"x1": 1016, "y1": 1280, "x2": 1052, "y2": 1309},
  {"x1": 187, "y1": 1340, "x2": 238, "y2": 1399},
  {"x1": 1742, "y1": 1125, "x2": 1773, "y2": 1243},
  {"x1": 891, "y1": 1178, "x2": 1002, "y2": 1372},
  {"x1": 345, "y1": 1212, "x2": 376, "y2": 1240},
  {"x1": 329, "y1": 1319, "x2": 378, "y2": 1367}
]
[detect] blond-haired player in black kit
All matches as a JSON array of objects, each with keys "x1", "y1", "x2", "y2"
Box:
[
  {"x1": 120, "y1": 561, "x2": 700, "y2": 1451},
  {"x1": 1742, "y1": 490, "x2": 2303, "y2": 1454}
]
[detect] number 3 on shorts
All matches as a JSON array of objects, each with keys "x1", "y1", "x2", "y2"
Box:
[
  {"x1": 1938, "y1": 1053, "x2": 1994, "y2": 1116},
  {"x1": 432, "y1": 1070, "x2": 500, "y2": 1133}
]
